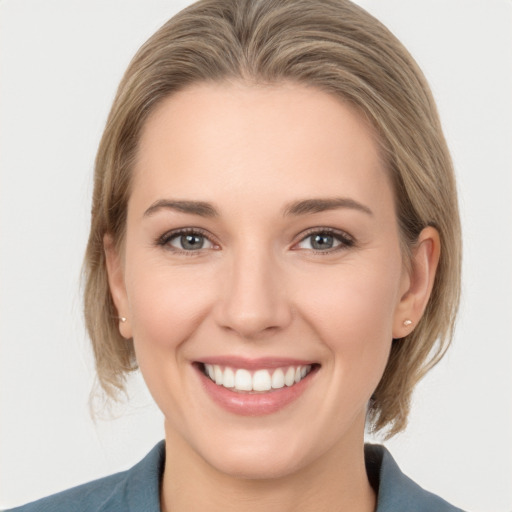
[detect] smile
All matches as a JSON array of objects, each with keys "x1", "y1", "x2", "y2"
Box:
[
  {"x1": 202, "y1": 364, "x2": 313, "y2": 393},
  {"x1": 195, "y1": 359, "x2": 320, "y2": 415}
]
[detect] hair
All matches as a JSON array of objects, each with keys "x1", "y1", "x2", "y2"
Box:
[{"x1": 83, "y1": 0, "x2": 461, "y2": 436}]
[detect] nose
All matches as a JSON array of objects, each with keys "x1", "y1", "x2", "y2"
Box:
[{"x1": 214, "y1": 246, "x2": 293, "y2": 339}]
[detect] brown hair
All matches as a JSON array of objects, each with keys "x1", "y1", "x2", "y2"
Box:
[{"x1": 83, "y1": 0, "x2": 461, "y2": 436}]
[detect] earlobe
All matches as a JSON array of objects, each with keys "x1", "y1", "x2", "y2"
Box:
[
  {"x1": 104, "y1": 234, "x2": 132, "y2": 339},
  {"x1": 393, "y1": 226, "x2": 441, "y2": 338}
]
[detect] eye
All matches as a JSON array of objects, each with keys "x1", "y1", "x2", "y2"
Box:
[
  {"x1": 158, "y1": 229, "x2": 216, "y2": 252},
  {"x1": 295, "y1": 228, "x2": 354, "y2": 253}
]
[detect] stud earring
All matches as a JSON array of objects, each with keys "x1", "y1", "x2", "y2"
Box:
[
  {"x1": 403, "y1": 319, "x2": 413, "y2": 327},
  {"x1": 120, "y1": 317, "x2": 127, "y2": 323}
]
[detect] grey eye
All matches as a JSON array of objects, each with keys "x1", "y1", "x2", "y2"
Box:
[
  {"x1": 169, "y1": 233, "x2": 214, "y2": 251},
  {"x1": 310, "y1": 233, "x2": 336, "y2": 250},
  {"x1": 295, "y1": 229, "x2": 354, "y2": 252},
  {"x1": 298, "y1": 232, "x2": 342, "y2": 251}
]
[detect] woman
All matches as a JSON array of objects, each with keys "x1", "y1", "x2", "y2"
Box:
[{"x1": 5, "y1": 0, "x2": 466, "y2": 510}]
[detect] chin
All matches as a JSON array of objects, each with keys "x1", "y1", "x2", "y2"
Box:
[
  {"x1": 171, "y1": 417, "x2": 316, "y2": 481},
  {"x1": 203, "y1": 443, "x2": 310, "y2": 480}
]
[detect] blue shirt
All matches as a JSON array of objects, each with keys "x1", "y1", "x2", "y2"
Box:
[{"x1": 4, "y1": 442, "x2": 465, "y2": 511}]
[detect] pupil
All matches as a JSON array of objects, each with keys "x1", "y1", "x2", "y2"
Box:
[
  {"x1": 182, "y1": 234, "x2": 203, "y2": 250},
  {"x1": 312, "y1": 234, "x2": 333, "y2": 250}
]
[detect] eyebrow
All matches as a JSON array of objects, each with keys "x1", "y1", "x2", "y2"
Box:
[
  {"x1": 282, "y1": 197, "x2": 373, "y2": 217},
  {"x1": 143, "y1": 197, "x2": 373, "y2": 219},
  {"x1": 144, "y1": 199, "x2": 219, "y2": 218}
]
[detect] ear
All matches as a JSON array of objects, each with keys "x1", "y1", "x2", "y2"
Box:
[
  {"x1": 392, "y1": 226, "x2": 441, "y2": 338},
  {"x1": 104, "y1": 234, "x2": 132, "y2": 339}
]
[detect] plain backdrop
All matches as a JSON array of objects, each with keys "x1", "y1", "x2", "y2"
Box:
[{"x1": 1, "y1": 1, "x2": 511, "y2": 510}]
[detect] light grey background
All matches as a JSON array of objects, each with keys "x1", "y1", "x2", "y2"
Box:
[{"x1": 1, "y1": 1, "x2": 511, "y2": 510}]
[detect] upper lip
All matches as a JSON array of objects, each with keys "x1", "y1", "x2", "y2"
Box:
[{"x1": 196, "y1": 356, "x2": 318, "y2": 370}]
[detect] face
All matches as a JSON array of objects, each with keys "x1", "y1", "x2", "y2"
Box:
[{"x1": 107, "y1": 82, "x2": 414, "y2": 479}]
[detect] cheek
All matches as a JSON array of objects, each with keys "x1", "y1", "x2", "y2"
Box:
[
  {"x1": 300, "y1": 260, "x2": 401, "y2": 336},
  {"x1": 122, "y1": 261, "x2": 218, "y2": 425},
  {"x1": 296, "y1": 257, "x2": 402, "y2": 384},
  {"x1": 124, "y1": 259, "x2": 216, "y2": 356}
]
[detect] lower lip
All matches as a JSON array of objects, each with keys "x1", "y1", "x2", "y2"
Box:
[{"x1": 196, "y1": 365, "x2": 318, "y2": 416}]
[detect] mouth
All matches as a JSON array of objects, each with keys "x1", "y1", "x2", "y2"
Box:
[
  {"x1": 198, "y1": 362, "x2": 317, "y2": 393},
  {"x1": 193, "y1": 359, "x2": 320, "y2": 415}
]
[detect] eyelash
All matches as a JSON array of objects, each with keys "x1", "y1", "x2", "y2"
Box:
[
  {"x1": 155, "y1": 227, "x2": 355, "y2": 255},
  {"x1": 156, "y1": 227, "x2": 217, "y2": 256},
  {"x1": 294, "y1": 227, "x2": 355, "y2": 254}
]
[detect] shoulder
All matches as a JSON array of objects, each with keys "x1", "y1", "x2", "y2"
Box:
[
  {"x1": 4, "y1": 441, "x2": 165, "y2": 512},
  {"x1": 4, "y1": 472, "x2": 130, "y2": 512},
  {"x1": 365, "y1": 444, "x2": 466, "y2": 512}
]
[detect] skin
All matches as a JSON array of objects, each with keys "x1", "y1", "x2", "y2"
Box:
[{"x1": 105, "y1": 82, "x2": 440, "y2": 512}]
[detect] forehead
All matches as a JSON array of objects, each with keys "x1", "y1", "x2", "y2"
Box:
[{"x1": 131, "y1": 82, "x2": 391, "y2": 216}]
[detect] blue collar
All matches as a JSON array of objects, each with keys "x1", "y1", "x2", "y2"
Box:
[{"x1": 98, "y1": 441, "x2": 463, "y2": 512}]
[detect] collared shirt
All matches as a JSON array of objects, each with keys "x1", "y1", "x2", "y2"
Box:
[{"x1": 4, "y1": 442, "x2": 465, "y2": 512}]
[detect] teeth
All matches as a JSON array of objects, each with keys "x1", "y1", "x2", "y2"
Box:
[
  {"x1": 223, "y1": 367, "x2": 235, "y2": 388},
  {"x1": 253, "y1": 369, "x2": 272, "y2": 391},
  {"x1": 284, "y1": 367, "x2": 295, "y2": 386},
  {"x1": 235, "y1": 369, "x2": 252, "y2": 391},
  {"x1": 271, "y1": 368, "x2": 285, "y2": 389},
  {"x1": 214, "y1": 365, "x2": 223, "y2": 385},
  {"x1": 203, "y1": 364, "x2": 312, "y2": 392}
]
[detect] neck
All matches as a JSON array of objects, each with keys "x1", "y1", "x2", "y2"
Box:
[{"x1": 160, "y1": 422, "x2": 375, "y2": 512}]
